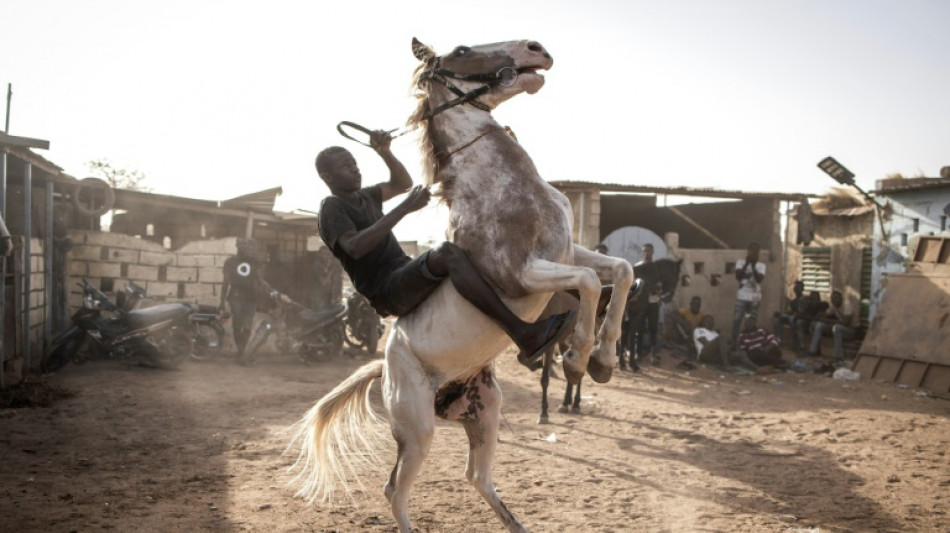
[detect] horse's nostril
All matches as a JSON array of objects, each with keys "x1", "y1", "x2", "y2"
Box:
[{"x1": 527, "y1": 41, "x2": 543, "y2": 53}]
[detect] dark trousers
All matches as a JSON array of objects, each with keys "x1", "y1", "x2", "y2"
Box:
[
  {"x1": 635, "y1": 302, "x2": 660, "y2": 356},
  {"x1": 229, "y1": 296, "x2": 257, "y2": 357}
]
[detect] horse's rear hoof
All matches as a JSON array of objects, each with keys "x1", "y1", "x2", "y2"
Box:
[
  {"x1": 537, "y1": 414, "x2": 550, "y2": 424},
  {"x1": 557, "y1": 405, "x2": 568, "y2": 414},
  {"x1": 587, "y1": 356, "x2": 613, "y2": 383}
]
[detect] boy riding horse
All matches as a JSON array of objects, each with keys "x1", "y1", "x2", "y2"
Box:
[{"x1": 315, "y1": 129, "x2": 577, "y2": 367}]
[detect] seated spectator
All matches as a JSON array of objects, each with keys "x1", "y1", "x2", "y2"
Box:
[
  {"x1": 808, "y1": 290, "x2": 858, "y2": 360},
  {"x1": 666, "y1": 296, "x2": 705, "y2": 354},
  {"x1": 737, "y1": 316, "x2": 787, "y2": 370},
  {"x1": 692, "y1": 316, "x2": 758, "y2": 371},
  {"x1": 773, "y1": 280, "x2": 805, "y2": 348}
]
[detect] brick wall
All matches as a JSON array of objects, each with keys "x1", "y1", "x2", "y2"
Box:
[
  {"x1": 2, "y1": 236, "x2": 47, "y2": 385},
  {"x1": 66, "y1": 230, "x2": 244, "y2": 311}
]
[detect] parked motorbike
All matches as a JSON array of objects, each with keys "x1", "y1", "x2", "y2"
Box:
[
  {"x1": 122, "y1": 281, "x2": 227, "y2": 361},
  {"x1": 341, "y1": 291, "x2": 383, "y2": 356},
  {"x1": 267, "y1": 291, "x2": 384, "y2": 363},
  {"x1": 41, "y1": 279, "x2": 195, "y2": 373}
]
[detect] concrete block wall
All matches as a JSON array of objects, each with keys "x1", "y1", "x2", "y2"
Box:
[
  {"x1": 67, "y1": 230, "x2": 242, "y2": 312},
  {"x1": 3, "y1": 237, "x2": 48, "y2": 384},
  {"x1": 27, "y1": 238, "x2": 47, "y2": 353},
  {"x1": 665, "y1": 237, "x2": 781, "y2": 345}
]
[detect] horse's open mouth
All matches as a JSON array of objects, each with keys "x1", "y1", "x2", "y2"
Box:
[{"x1": 518, "y1": 68, "x2": 544, "y2": 76}]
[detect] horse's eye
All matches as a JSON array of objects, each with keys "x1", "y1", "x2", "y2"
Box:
[{"x1": 453, "y1": 46, "x2": 471, "y2": 57}]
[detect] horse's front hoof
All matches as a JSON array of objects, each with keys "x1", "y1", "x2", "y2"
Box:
[
  {"x1": 557, "y1": 405, "x2": 568, "y2": 414},
  {"x1": 537, "y1": 414, "x2": 550, "y2": 424},
  {"x1": 587, "y1": 355, "x2": 613, "y2": 383}
]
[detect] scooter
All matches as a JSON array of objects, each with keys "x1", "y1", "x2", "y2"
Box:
[
  {"x1": 122, "y1": 281, "x2": 227, "y2": 361},
  {"x1": 270, "y1": 295, "x2": 350, "y2": 363},
  {"x1": 41, "y1": 279, "x2": 195, "y2": 373},
  {"x1": 341, "y1": 291, "x2": 384, "y2": 356}
]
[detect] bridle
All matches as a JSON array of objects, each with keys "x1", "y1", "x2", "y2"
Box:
[
  {"x1": 336, "y1": 60, "x2": 519, "y2": 148},
  {"x1": 418, "y1": 61, "x2": 519, "y2": 121}
]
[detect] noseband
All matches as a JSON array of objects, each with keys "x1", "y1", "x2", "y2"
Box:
[{"x1": 419, "y1": 61, "x2": 519, "y2": 120}]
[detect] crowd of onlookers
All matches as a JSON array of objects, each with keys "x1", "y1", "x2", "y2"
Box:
[{"x1": 615, "y1": 242, "x2": 860, "y2": 373}]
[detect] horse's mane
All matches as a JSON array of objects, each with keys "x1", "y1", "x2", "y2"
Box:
[{"x1": 407, "y1": 55, "x2": 457, "y2": 206}]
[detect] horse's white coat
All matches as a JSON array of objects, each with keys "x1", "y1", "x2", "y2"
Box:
[{"x1": 290, "y1": 40, "x2": 634, "y2": 533}]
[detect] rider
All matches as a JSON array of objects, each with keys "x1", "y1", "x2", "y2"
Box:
[{"x1": 315, "y1": 130, "x2": 576, "y2": 368}]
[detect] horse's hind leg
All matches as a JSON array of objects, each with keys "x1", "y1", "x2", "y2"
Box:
[
  {"x1": 383, "y1": 348, "x2": 435, "y2": 533},
  {"x1": 440, "y1": 368, "x2": 528, "y2": 533},
  {"x1": 538, "y1": 352, "x2": 552, "y2": 424},
  {"x1": 572, "y1": 379, "x2": 582, "y2": 413},
  {"x1": 558, "y1": 380, "x2": 572, "y2": 413}
]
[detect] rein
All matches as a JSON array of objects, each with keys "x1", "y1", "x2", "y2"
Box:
[
  {"x1": 442, "y1": 126, "x2": 504, "y2": 159},
  {"x1": 337, "y1": 63, "x2": 517, "y2": 148}
]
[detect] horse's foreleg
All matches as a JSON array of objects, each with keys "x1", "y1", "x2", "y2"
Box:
[
  {"x1": 383, "y1": 346, "x2": 435, "y2": 533},
  {"x1": 521, "y1": 259, "x2": 602, "y2": 380},
  {"x1": 571, "y1": 245, "x2": 634, "y2": 382},
  {"x1": 440, "y1": 368, "x2": 528, "y2": 533}
]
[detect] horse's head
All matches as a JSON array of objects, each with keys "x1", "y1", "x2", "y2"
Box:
[{"x1": 410, "y1": 38, "x2": 553, "y2": 119}]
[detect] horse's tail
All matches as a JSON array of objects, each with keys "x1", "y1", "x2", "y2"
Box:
[{"x1": 287, "y1": 358, "x2": 387, "y2": 503}]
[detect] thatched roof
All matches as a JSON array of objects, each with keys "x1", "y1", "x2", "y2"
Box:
[{"x1": 809, "y1": 187, "x2": 874, "y2": 217}]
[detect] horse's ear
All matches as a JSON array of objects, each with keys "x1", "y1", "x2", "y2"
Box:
[{"x1": 412, "y1": 37, "x2": 436, "y2": 64}]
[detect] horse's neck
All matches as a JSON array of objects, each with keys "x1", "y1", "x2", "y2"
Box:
[
  {"x1": 423, "y1": 98, "x2": 571, "y2": 297},
  {"x1": 430, "y1": 109, "x2": 502, "y2": 159}
]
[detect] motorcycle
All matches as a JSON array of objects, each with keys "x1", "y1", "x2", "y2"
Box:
[
  {"x1": 41, "y1": 279, "x2": 195, "y2": 373},
  {"x1": 122, "y1": 281, "x2": 227, "y2": 361},
  {"x1": 267, "y1": 291, "x2": 384, "y2": 363},
  {"x1": 341, "y1": 291, "x2": 383, "y2": 356}
]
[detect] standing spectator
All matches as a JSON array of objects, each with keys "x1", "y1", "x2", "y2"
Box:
[
  {"x1": 634, "y1": 243, "x2": 662, "y2": 366},
  {"x1": 737, "y1": 317, "x2": 787, "y2": 370},
  {"x1": 665, "y1": 296, "x2": 704, "y2": 354},
  {"x1": 807, "y1": 290, "x2": 858, "y2": 360},
  {"x1": 732, "y1": 242, "x2": 765, "y2": 346},
  {"x1": 794, "y1": 291, "x2": 826, "y2": 356},
  {"x1": 220, "y1": 238, "x2": 277, "y2": 365},
  {"x1": 773, "y1": 280, "x2": 806, "y2": 349}
]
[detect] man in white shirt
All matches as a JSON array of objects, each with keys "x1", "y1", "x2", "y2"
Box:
[
  {"x1": 808, "y1": 290, "x2": 858, "y2": 359},
  {"x1": 732, "y1": 242, "x2": 766, "y2": 346}
]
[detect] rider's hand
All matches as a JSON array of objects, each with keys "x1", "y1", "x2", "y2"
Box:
[
  {"x1": 369, "y1": 129, "x2": 393, "y2": 153},
  {"x1": 400, "y1": 185, "x2": 431, "y2": 214}
]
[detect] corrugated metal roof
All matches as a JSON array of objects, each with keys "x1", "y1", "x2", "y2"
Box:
[
  {"x1": 874, "y1": 176, "x2": 950, "y2": 194},
  {"x1": 548, "y1": 180, "x2": 816, "y2": 201}
]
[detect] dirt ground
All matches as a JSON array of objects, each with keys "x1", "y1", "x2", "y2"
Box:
[{"x1": 2, "y1": 333, "x2": 949, "y2": 533}]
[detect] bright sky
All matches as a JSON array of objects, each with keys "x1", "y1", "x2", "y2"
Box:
[{"x1": 3, "y1": 0, "x2": 949, "y2": 243}]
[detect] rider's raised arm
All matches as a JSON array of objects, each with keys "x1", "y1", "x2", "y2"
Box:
[
  {"x1": 369, "y1": 130, "x2": 413, "y2": 202},
  {"x1": 333, "y1": 186, "x2": 430, "y2": 260}
]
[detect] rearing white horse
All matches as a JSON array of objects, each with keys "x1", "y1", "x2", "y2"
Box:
[{"x1": 290, "y1": 39, "x2": 634, "y2": 533}]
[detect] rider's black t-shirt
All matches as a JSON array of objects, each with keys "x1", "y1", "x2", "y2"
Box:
[{"x1": 318, "y1": 185, "x2": 410, "y2": 303}]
